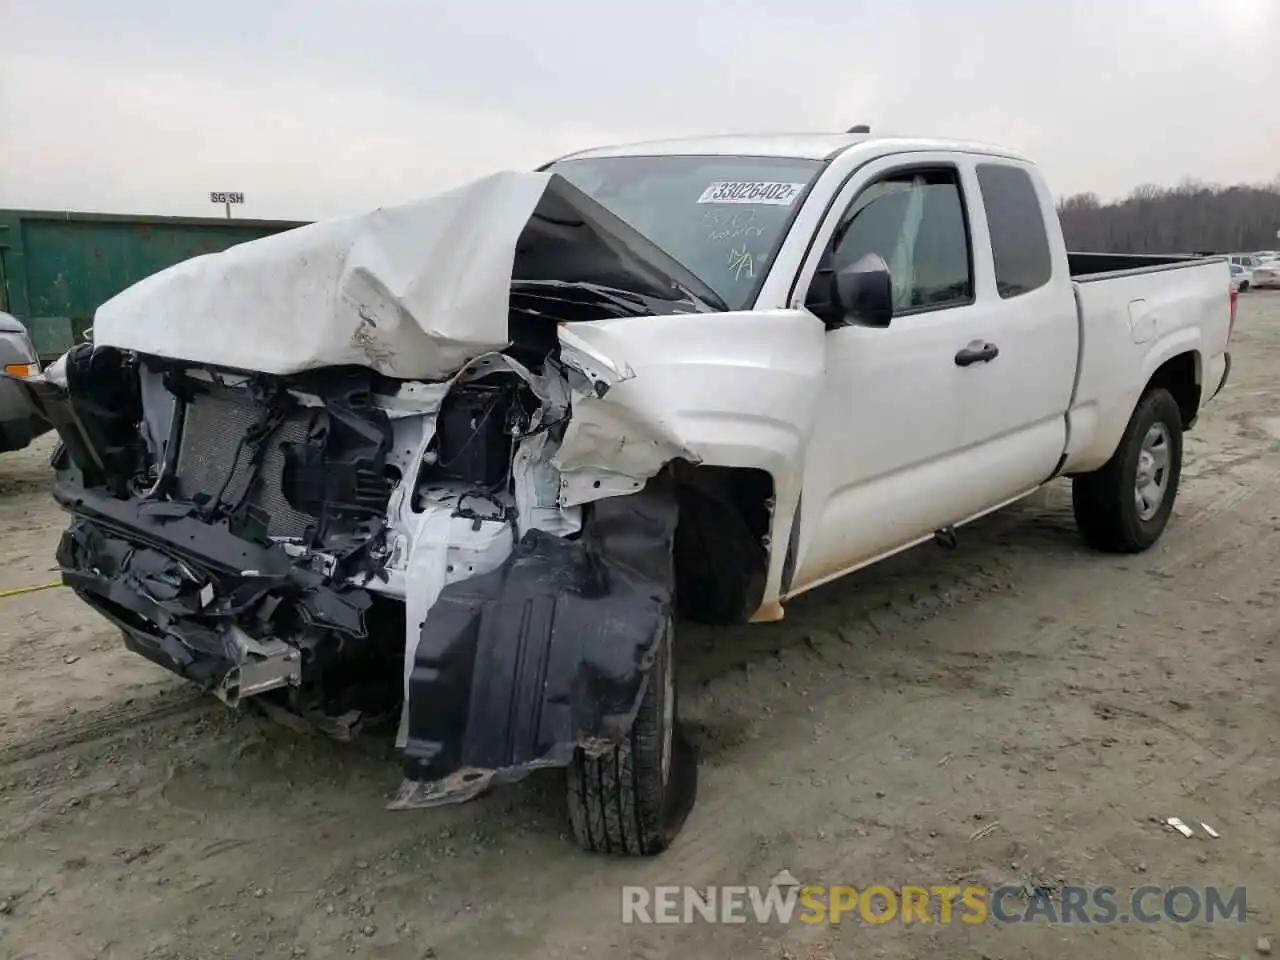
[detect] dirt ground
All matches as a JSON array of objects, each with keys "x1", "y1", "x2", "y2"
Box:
[{"x1": 3, "y1": 295, "x2": 1280, "y2": 960}]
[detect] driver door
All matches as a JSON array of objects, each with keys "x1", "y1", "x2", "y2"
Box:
[{"x1": 787, "y1": 156, "x2": 992, "y2": 594}]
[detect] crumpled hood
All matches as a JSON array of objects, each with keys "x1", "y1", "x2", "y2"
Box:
[{"x1": 92, "y1": 171, "x2": 723, "y2": 381}]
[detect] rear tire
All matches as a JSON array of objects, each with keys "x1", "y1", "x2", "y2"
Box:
[
  {"x1": 1072, "y1": 387, "x2": 1183, "y2": 553},
  {"x1": 566, "y1": 619, "x2": 695, "y2": 855},
  {"x1": 1241, "y1": 281, "x2": 1251, "y2": 292}
]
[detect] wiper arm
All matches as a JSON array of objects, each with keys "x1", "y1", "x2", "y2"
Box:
[
  {"x1": 511, "y1": 280, "x2": 652, "y2": 315},
  {"x1": 665, "y1": 280, "x2": 725, "y2": 313}
]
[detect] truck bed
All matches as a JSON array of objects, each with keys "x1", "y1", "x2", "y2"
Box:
[
  {"x1": 1062, "y1": 252, "x2": 1232, "y2": 477},
  {"x1": 1067, "y1": 251, "x2": 1212, "y2": 280}
]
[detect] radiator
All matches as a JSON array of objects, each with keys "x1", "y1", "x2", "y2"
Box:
[{"x1": 173, "y1": 386, "x2": 318, "y2": 539}]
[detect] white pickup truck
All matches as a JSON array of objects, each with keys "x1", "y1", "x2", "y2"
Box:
[{"x1": 21, "y1": 132, "x2": 1234, "y2": 857}]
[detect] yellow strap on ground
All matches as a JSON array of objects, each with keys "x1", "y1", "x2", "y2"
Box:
[{"x1": 0, "y1": 580, "x2": 64, "y2": 599}]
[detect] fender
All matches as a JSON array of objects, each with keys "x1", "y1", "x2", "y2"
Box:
[
  {"x1": 1063, "y1": 329, "x2": 1203, "y2": 476},
  {"x1": 554, "y1": 309, "x2": 827, "y2": 614}
]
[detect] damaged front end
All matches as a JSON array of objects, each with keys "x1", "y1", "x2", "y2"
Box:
[
  {"x1": 25, "y1": 329, "x2": 681, "y2": 786},
  {"x1": 30, "y1": 346, "x2": 405, "y2": 735},
  {"x1": 24, "y1": 168, "x2": 829, "y2": 855}
]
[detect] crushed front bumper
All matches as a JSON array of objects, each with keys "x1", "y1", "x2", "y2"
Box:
[{"x1": 54, "y1": 481, "x2": 374, "y2": 702}]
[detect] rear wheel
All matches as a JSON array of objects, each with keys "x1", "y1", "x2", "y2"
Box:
[
  {"x1": 1072, "y1": 387, "x2": 1183, "y2": 553},
  {"x1": 566, "y1": 619, "x2": 695, "y2": 855}
]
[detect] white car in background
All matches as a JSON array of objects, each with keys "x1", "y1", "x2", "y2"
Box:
[
  {"x1": 1252, "y1": 255, "x2": 1280, "y2": 289},
  {"x1": 1228, "y1": 257, "x2": 1255, "y2": 291}
]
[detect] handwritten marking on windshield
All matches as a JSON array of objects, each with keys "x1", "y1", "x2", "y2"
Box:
[
  {"x1": 702, "y1": 209, "x2": 766, "y2": 242},
  {"x1": 727, "y1": 245, "x2": 755, "y2": 281}
]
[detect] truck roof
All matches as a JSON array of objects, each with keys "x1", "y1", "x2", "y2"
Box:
[{"x1": 554, "y1": 133, "x2": 1032, "y2": 165}]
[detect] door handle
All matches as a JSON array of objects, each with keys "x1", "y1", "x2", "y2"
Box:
[{"x1": 955, "y1": 341, "x2": 999, "y2": 367}]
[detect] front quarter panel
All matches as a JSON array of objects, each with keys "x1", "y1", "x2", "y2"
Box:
[
  {"x1": 554, "y1": 309, "x2": 826, "y2": 616},
  {"x1": 554, "y1": 310, "x2": 826, "y2": 506}
]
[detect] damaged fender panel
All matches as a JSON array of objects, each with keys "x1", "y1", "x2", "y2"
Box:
[
  {"x1": 392, "y1": 480, "x2": 677, "y2": 808},
  {"x1": 553, "y1": 308, "x2": 826, "y2": 506}
]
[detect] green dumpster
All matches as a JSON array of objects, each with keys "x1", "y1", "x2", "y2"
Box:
[{"x1": 0, "y1": 209, "x2": 307, "y2": 361}]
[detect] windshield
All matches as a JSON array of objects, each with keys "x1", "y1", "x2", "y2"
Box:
[{"x1": 547, "y1": 154, "x2": 825, "y2": 310}]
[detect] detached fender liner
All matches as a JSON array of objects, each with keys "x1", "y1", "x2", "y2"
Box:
[{"x1": 394, "y1": 481, "x2": 677, "y2": 808}]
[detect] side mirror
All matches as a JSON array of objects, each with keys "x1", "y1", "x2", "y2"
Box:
[{"x1": 829, "y1": 253, "x2": 893, "y2": 329}]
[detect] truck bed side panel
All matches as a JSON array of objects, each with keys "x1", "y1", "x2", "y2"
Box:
[
  {"x1": 1067, "y1": 251, "x2": 1199, "y2": 276},
  {"x1": 1061, "y1": 259, "x2": 1231, "y2": 475}
]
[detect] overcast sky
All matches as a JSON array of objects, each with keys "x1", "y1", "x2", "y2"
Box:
[{"x1": 1, "y1": 0, "x2": 1277, "y2": 220}]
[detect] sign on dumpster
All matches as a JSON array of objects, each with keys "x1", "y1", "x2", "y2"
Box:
[{"x1": 209, "y1": 192, "x2": 245, "y2": 217}]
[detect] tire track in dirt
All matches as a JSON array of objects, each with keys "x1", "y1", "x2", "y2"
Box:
[
  {"x1": 0, "y1": 686, "x2": 210, "y2": 769},
  {"x1": 692, "y1": 504, "x2": 1277, "y2": 816}
]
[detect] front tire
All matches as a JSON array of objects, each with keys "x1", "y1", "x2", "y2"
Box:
[
  {"x1": 566, "y1": 619, "x2": 694, "y2": 855},
  {"x1": 1072, "y1": 387, "x2": 1183, "y2": 553}
]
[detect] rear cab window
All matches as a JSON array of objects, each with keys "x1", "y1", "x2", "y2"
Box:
[{"x1": 975, "y1": 163, "x2": 1053, "y2": 298}]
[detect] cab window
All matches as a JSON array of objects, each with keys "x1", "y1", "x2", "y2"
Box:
[
  {"x1": 975, "y1": 163, "x2": 1053, "y2": 298},
  {"x1": 808, "y1": 167, "x2": 973, "y2": 316}
]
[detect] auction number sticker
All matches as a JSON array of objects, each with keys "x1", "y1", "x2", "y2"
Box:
[{"x1": 696, "y1": 181, "x2": 805, "y2": 205}]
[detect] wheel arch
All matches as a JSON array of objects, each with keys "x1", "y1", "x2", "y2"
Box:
[
  {"x1": 1146, "y1": 350, "x2": 1201, "y2": 430},
  {"x1": 1065, "y1": 345, "x2": 1202, "y2": 476},
  {"x1": 666, "y1": 461, "x2": 777, "y2": 626}
]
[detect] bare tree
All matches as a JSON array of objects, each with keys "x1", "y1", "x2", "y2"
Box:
[{"x1": 1056, "y1": 178, "x2": 1280, "y2": 253}]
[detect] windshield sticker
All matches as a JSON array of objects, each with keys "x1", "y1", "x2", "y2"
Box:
[{"x1": 697, "y1": 181, "x2": 805, "y2": 205}]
